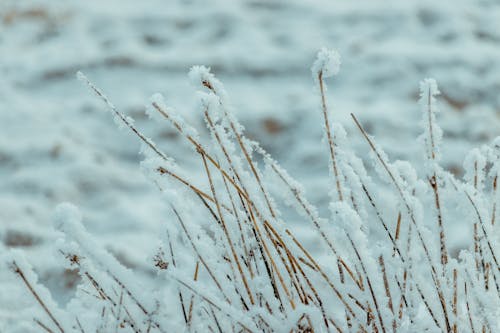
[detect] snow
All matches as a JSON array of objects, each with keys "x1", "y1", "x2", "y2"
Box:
[
  {"x1": 419, "y1": 78, "x2": 443, "y2": 164},
  {"x1": 311, "y1": 47, "x2": 341, "y2": 80},
  {"x1": 463, "y1": 148, "x2": 487, "y2": 192},
  {"x1": 2, "y1": 0, "x2": 500, "y2": 331},
  {"x1": 53, "y1": 202, "x2": 82, "y2": 231}
]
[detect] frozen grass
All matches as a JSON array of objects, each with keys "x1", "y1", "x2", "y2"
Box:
[{"x1": 6, "y1": 49, "x2": 500, "y2": 332}]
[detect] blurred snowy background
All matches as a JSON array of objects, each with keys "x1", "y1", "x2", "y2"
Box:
[{"x1": 2, "y1": 0, "x2": 500, "y2": 329}]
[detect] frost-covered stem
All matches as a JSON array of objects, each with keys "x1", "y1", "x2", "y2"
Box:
[
  {"x1": 429, "y1": 175, "x2": 447, "y2": 266},
  {"x1": 263, "y1": 156, "x2": 366, "y2": 293},
  {"x1": 187, "y1": 261, "x2": 200, "y2": 325},
  {"x1": 151, "y1": 101, "x2": 250, "y2": 203},
  {"x1": 265, "y1": 225, "x2": 306, "y2": 305},
  {"x1": 402, "y1": 213, "x2": 414, "y2": 321},
  {"x1": 285, "y1": 263, "x2": 336, "y2": 331},
  {"x1": 122, "y1": 307, "x2": 140, "y2": 333},
  {"x1": 82, "y1": 270, "x2": 114, "y2": 305},
  {"x1": 462, "y1": 188, "x2": 500, "y2": 271},
  {"x1": 205, "y1": 166, "x2": 300, "y2": 313},
  {"x1": 425, "y1": 85, "x2": 438, "y2": 161},
  {"x1": 414, "y1": 280, "x2": 443, "y2": 330},
  {"x1": 164, "y1": 229, "x2": 189, "y2": 325},
  {"x1": 264, "y1": 223, "x2": 334, "y2": 331},
  {"x1": 395, "y1": 213, "x2": 402, "y2": 241},
  {"x1": 200, "y1": 80, "x2": 277, "y2": 219},
  {"x1": 424, "y1": 83, "x2": 448, "y2": 266},
  {"x1": 378, "y1": 255, "x2": 396, "y2": 332},
  {"x1": 351, "y1": 113, "x2": 451, "y2": 331},
  {"x1": 78, "y1": 72, "x2": 168, "y2": 162},
  {"x1": 237, "y1": 193, "x2": 267, "y2": 277},
  {"x1": 394, "y1": 212, "x2": 402, "y2": 258},
  {"x1": 483, "y1": 262, "x2": 490, "y2": 291},
  {"x1": 452, "y1": 180, "x2": 500, "y2": 296},
  {"x1": 395, "y1": 273, "x2": 408, "y2": 323},
  {"x1": 169, "y1": 205, "x2": 230, "y2": 303},
  {"x1": 264, "y1": 156, "x2": 361, "y2": 287},
  {"x1": 170, "y1": 275, "x2": 258, "y2": 332},
  {"x1": 351, "y1": 114, "x2": 403, "y2": 207},
  {"x1": 58, "y1": 218, "x2": 165, "y2": 332},
  {"x1": 284, "y1": 230, "x2": 363, "y2": 325},
  {"x1": 361, "y1": 183, "x2": 403, "y2": 260},
  {"x1": 154, "y1": 97, "x2": 294, "y2": 310},
  {"x1": 75, "y1": 317, "x2": 85, "y2": 333},
  {"x1": 108, "y1": 273, "x2": 167, "y2": 333},
  {"x1": 465, "y1": 268, "x2": 495, "y2": 332},
  {"x1": 317, "y1": 70, "x2": 344, "y2": 202},
  {"x1": 11, "y1": 262, "x2": 65, "y2": 333},
  {"x1": 232, "y1": 128, "x2": 277, "y2": 219},
  {"x1": 288, "y1": 262, "x2": 332, "y2": 331},
  {"x1": 266, "y1": 157, "x2": 336, "y2": 249},
  {"x1": 156, "y1": 167, "x2": 221, "y2": 209},
  {"x1": 268, "y1": 241, "x2": 305, "y2": 309},
  {"x1": 328, "y1": 318, "x2": 345, "y2": 333},
  {"x1": 452, "y1": 269, "x2": 458, "y2": 333},
  {"x1": 473, "y1": 222, "x2": 482, "y2": 271},
  {"x1": 347, "y1": 292, "x2": 369, "y2": 314},
  {"x1": 271, "y1": 237, "x2": 336, "y2": 332},
  {"x1": 257, "y1": 224, "x2": 299, "y2": 311},
  {"x1": 201, "y1": 152, "x2": 256, "y2": 306},
  {"x1": 204, "y1": 128, "x2": 270, "y2": 282},
  {"x1": 248, "y1": 234, "x2": 292, "y2": 314},
  {"x1": 473, "y1": 161, "x2": 478, "y2": 189},
  {"x1": 492, "y1": 176, "x2": 498, "y2": 226},
  {"x1": 464, "y1": 281, "x2": 477, "y2": 333},
  {"x1": 345, "y1": 235, "x2": 387, "y2": 333},
  {"x1": 208, "y1": 306, "x2": 223, "y2": 333},
  {"x1": 241, "y1": 201, "x2": 287, "y2": 311},
  {"x1": 204, "y1": 110, "x2": 265, "y2": 272},
  {"x1": 34, "y1": 319, "x2": 56, "y2": 333},
  {"x1": 491, "y1": 266, "x2": 500, "y2": 298},
  {"x1": 203, "y1": 110, "x2": 247, "y2": 194},
  {"x1": 202, "y1": 147, "x2": 295, "y2": 309},
  {"x1": 219, "y1": 166, "x2": 253, "y2": 276},
  {"x1": 79, "y1": 73, "x2": 227, "y2": 222},
  {"x1": 114, "y1": 288, "x2": 125, "y2": 333},
  {"x1": 204, "y1": 111, "x2": 275, "y2": 279}
]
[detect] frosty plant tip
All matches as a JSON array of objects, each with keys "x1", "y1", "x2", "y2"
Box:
[
  {"x1": 9, "y1": 49, "x2": 500, "y2": 332},
  {"x1": 312, "y1": 47, "x2": 341, "y2": 79}
]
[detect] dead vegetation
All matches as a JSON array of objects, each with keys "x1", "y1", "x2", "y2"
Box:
[{"x1": 8, "y1": 50, "x2": 499, "y2": 332}]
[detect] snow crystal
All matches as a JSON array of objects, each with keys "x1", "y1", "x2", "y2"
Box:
[
  {"x1": 148, "y1": 92, "x2": 200, "y2": 144},
  {"x1": 394, "y1": 160, "x2": 418, "y2": 189},
  {"x1": 418, "y1": 78, "x2": 443, "y2": 164},
  {"x1": 463, "y1": 148, "x2": 486, "y2": 191},
  {"x1": 125, "y1": 116, "x2": 135, "y2": 126},
  {"x1": 311, "y1": 47, "x2": 341, "y2": 80},
  {"x1": 197, "y1": 91, "x2": 222, "y2": 123},
  {"x1": 53, "y1": 202, "x2": 82, "y2": 231},
  {"x1": 146, "y1": 93, "x2": 167, "y2": 122},
  {"x1": 54, "y1": 203, "x2": 158, "y2": 315},
  {"x1": 188, "y1": 65, "x2": 213, "y2": 86},
  {"x1": 4, "y1": 250, "x2": 72, "y2": 331},
  {"x1": 188, "y1": 65, "x2": 228, "y2": 102},
  {"x1": 75, "y1": 71, "x2": 88, "y2": 83},
  {"x1": 419, "y1": 78, "x2": 440, "y2": 103}
]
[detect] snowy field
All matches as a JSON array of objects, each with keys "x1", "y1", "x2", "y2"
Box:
[{"x1": 1, "y1": 0, "x2": 500, "y2": 331}]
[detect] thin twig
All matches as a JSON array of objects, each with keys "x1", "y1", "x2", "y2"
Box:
[{"x1": 12, "y1": 262, "x2": 65, "y2": 333}]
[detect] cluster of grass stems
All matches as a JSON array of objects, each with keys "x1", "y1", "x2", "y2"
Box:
[{"x1": 8, "y1": 50, "x2": 500, "y2": 332}]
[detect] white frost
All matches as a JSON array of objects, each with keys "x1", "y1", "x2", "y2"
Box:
[{"x1": 311, "y1": 47, "x2": 341, "y2": 80}]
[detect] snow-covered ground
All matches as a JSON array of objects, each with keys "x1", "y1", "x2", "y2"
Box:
[{"x1": 2, "y1": 0, "x2": 500, "y2": 329}]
